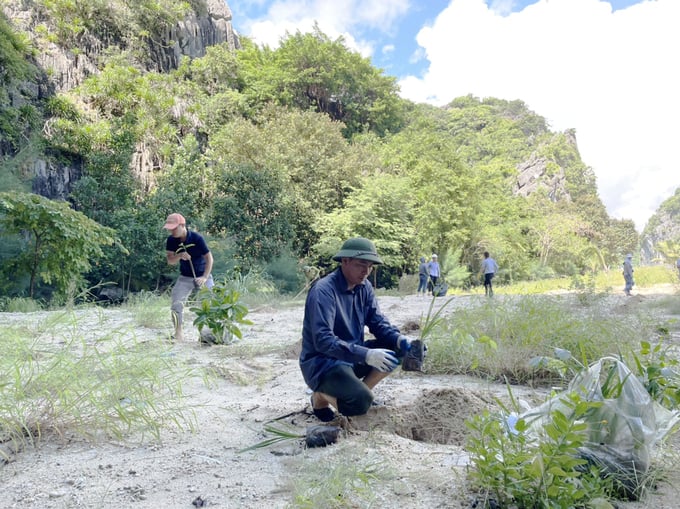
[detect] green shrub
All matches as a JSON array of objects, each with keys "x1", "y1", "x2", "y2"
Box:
[
  {"x1": 0, "y1": 297, "x2": 43, "y2": 312},
  {"x1": 190, "y1": 280, "x2": 253, "y2": 344},
  {"x1": 466, "y1": 393, "x2": 614, "y2": 508}
]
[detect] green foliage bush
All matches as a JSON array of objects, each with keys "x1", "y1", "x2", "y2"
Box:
[
  {"x1": 466, "y1": 394, "x2": 615, "y2": 507},
  {"x1": 0, "y1": 297, "x2": 43, "y2": 313},
  {"x1": 0, "y1": 192, "x2": 119, "y2": 299},
  {"x1": 190, "y1": 280, "x2": 253, "y2": 344}
]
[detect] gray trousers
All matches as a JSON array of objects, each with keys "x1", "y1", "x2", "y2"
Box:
[{"x1": 171, "y1": 274, "x2": 214, "y2": 327}]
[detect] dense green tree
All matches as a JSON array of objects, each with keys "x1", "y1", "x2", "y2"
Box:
[
  {"x1": 208, "y1": 105, "x2": 375, "y2": 254},
  {"x1": 0, "y1": 192, "x2": 118, "y2": 297},
  {"x1": 312, "y1": 174, "x2": 415, "y2": 286},
  {"x1": 209, "y1": 163, "x2": 295, "y2": 264},
  {"x1": 237, "y1": 26, "x2": 405, "y2": 137},
  {"x1": 380, "y1": 125, "x2": 480, "y2": 259}
]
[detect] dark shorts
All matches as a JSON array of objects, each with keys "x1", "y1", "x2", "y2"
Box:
[
  {"x1": 316, "y1": 339, "x2": 400, "y2": 416},
  {"x1": 316, "y1": 364, "x2": 374, "y2": 416},
  {"x1": 484, "y1": 272, "x2": 495, "y2": 285}
]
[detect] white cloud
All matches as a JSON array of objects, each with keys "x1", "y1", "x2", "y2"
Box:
[
  {"x1": 382, "y1": 44, "x2": 396, "y2": 54},
  {"x1": 398, "y1": 0, "x2": 680, "y2": 231},
  {"x1": 241, "y1": 0, "x2": 411, "y2": 57}
]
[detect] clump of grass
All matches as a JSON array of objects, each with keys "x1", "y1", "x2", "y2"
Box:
[
  {"x1": 423, "y1": 295, "x2": 661, "y2": 384},
  {"x1": 125, "y1": 290, "x2": 170, "y2": 329},
  {"x1": 238, "y1": 423, "x2": 306, "y2": 453},
  {"x1": 0, "y1": 318, "x2": 199, "y2": 452},
  {"x1": 0, "y1": 297, "x2": 43, "y2": 313},
  {"x1": 289, "y1": 447, "x2": 394, "y2": 508}
]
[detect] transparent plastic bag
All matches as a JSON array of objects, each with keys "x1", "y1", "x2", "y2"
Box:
[{"x1": 520, "y1": 357, "x2": 679, "y2": 484}]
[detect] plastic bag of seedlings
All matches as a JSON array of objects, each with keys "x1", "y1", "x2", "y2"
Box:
[
  {"x1": 402, "y1": 339, "x2": 426, "y2": 372},
  {"x1": 519, "y1": 357, "x2": 680, "y2": 498},
  {"x1": 305, "y1": 425, "x2": 342, "y2": 448}
]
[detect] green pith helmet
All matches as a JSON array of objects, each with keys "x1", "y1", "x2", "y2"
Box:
[{"x1": 332, "y1": 237, "x2": 383, "y2": 264}]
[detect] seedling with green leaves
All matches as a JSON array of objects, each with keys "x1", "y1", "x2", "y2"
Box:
[{"x1": 190, "y1": 280, "x2": 253, "y2": 344}]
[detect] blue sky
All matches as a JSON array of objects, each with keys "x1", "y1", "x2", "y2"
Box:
[{"x1": 229, "y1": 0, "x2": 679, "y2": 231}]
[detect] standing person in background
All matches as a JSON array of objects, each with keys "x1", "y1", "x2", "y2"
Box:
[
  {"x1": 676, "y1": 258, "x2": 680, "y2": 279},
  {"x1": 417, "y1": 257, "x2": 429, "y2": 296},
  {"x1": 623, "y1": 253, "x2": 634, "y2": 296},
  {"x1": 163, "y1": 213, "x2": 214, "y2": 341},
  {"x1": 480, "y1": 251, "x2": 499, "y2": 297},
  {"x1": 427, "y1": 254, "x2": 440, "y2": 296}
]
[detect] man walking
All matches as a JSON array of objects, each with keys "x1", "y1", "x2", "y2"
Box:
[
  {"x1": 417, "y1": 257, "x2": 428, "y2": 296},
  {"x1": 623, "y1": 253, "x2": 634, "y2": 296}
]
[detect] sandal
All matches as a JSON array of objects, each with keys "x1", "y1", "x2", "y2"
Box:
[{"x1": 310, "y1": 395, "x2": 336, "y2": 422}]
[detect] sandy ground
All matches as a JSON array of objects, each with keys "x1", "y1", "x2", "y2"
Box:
[{"x1": 1, "y1": 285, "x2": 680, "y2": 508}]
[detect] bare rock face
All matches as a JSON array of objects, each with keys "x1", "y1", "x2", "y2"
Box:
[
  {"x1": 514, "y1": 152, "x2": 570, "y2": 203},
  {"x1": 2, "y1": 0, "x2": 240, "y2": 93},
  {"x1": 147, "y1": 0, "x2": 240, "y2": 73},
  {"x1": 31, "y1": 158, "x2": 83, "y2": 200}
]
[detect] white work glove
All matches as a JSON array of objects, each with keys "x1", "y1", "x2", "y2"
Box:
[{"x1": 365, "y1": 348, "x2": 399, "y2": 373}]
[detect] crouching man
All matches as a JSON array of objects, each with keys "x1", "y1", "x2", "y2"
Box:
[{"x1": 299, "y1": 237, "x2": 414, "y2": 421}]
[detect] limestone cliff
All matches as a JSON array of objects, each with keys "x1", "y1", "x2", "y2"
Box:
[
  {"x1": 640, "y1": 188, "x2": 680, "y2": 263},
  {"x1": 513, "y1": 130, "x2": 581, "y2": 203},
  {"x1": 2, "y1": 0, "x2": 240, "y2": 93},
  {"x1": 2, "y1": 0, "x2": 240, "y2": 200}
]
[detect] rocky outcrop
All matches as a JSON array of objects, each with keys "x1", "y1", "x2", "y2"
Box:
[
  {"x1": 149, "y1": 0, "x2": 240, "y2": 73},
  {"x1": 31, "y1": 158, "x2": 83, "y2": 200},
  {"x1": 2, "y1": 0, "x2": 240, "y2": 93},
  {"x1": 3, "y1": 0, "x2": 239, "y2": 199},
  {"x1": 640, "y1": 189, "x2": 680, "y2": 263},
  {"x1": 513, "y1": 130, "x2": 582, "y2": 203},
  {"x1": 514, "y1": 152, "x2": 570, "y2": 202}
]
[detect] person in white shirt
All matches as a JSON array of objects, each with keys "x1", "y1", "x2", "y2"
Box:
[
  {"x1": 427, "y1": 254, "x2": 440, "y2": 295},
  {"x1": 480, "y1": 251, "x2": 499, "y2": 297}
]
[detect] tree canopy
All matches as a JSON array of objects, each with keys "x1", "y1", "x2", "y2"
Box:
[{"x1": 0, "y1": 192, "x2": 118, "y2": 298}]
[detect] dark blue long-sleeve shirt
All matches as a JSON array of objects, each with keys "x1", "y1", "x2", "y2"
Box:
[{"x1": 299, "y1": 267, "x2": 401, "y2": 391}]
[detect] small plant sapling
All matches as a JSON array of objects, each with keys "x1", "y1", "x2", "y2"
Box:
[{"x1": 190, "y1": 281, "x2": 253, "y2": 344}]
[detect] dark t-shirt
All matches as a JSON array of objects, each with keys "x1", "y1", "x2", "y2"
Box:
[{"x1": 166, "y1": 230, "x2": 210, "y2": 277}]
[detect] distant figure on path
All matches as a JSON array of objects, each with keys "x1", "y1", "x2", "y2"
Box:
[
  {"x1": 417, "y1": 257, "x2": 428, "y2": 296},
  {"x1": 623, "y1": 253, "x2": 634, "y2": 296},
  {"x1": 480, "y1": 251, "x2": 499, "y2": 297},
  {"x1": 676, "y1": 258, "x2": 680, "y2": 279},
  {"x1": 427, "y1": 254, "x2": 440, "y2": 295}
]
